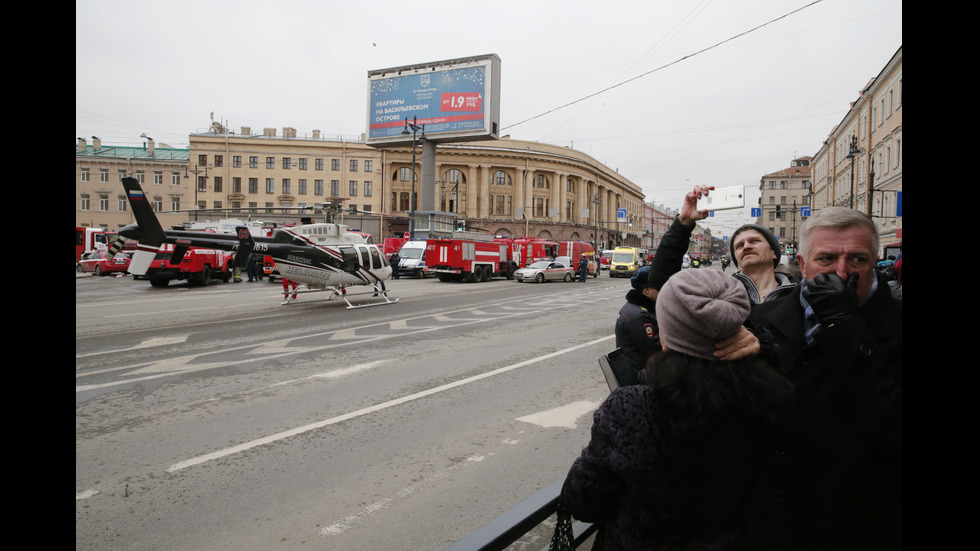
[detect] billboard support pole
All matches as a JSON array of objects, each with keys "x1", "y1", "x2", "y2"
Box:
[{"x1": 402, "y1": 116, "x2": 425, "y2": 240}]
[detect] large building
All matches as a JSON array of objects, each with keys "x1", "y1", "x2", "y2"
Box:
[
  {"x1": 811, "y1": 46, "x2": 902, "y2": 255},
  {"x1": 75, "y1": 136, "x2": 191, "y2": 230},
  {"x1": 756, "y1": 156, "x2": 813, "y2": 257},
  {"x1": 186, "y1": 126, "x2": 647, "y2": 249}
]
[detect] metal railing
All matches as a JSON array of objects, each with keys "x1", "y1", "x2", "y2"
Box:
[{"x1": 445, "y1": 475, "x2": 597, "y2": 551}]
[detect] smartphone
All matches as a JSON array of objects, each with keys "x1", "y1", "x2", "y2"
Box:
[{"x1": 696, "y1": 185, "x2": 745, "y2": 212}]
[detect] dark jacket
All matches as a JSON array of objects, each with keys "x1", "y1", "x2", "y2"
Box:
[
  {"x1": 614, "y1": 289, "x2": 659, "y2": 373},
  {"x1": 562, "y1": 381, "x2": 784, "y2": 551},
  {"x1": 746, "y1": 273, "x2": 902, "y2": 550},
  {"x1": 647, "y1": 216, "x2": 692, "y2": 290}
]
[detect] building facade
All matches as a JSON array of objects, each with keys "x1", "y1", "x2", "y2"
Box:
[
  {"x1": 75, "y1": 137, "x2": 191, "y2": 230},
  {"x1": 811, "y1": 46, "x2": 902, "y2": 254},
  {"x1": 188, "y1": 127, "x2": 647, "y2": 248},
  {"x1": 756, "y1": 156, "x2": 813, "y2": 257}
]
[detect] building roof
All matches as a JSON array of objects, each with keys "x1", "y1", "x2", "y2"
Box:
[{"x1": 75, "y1": 144, "x2": 189, "y2": 161}]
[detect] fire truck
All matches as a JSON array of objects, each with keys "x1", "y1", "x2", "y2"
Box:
[
  {"x1": 143, "y1": 242, "x2": 237, "y2": 287},
  {"x1": 558, "y1": 240, "x2": 599, "y2": 277},
  {"x1": 426, "y1": 234, "x2": 516, "y2": 282},
  {"x1": 495, "y1": 236, "x2": 559, "y2": 268},
  {"x1": 75, "y1": 226, "x2": 112, "y2": 261}
]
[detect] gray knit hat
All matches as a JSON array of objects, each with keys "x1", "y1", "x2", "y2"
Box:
[
  {"x1": 729, "y1": 224, "x2": 780, "y2": 268},
  {"x1": 655, "y1": 270, "x2": 751, "y2": 360}
]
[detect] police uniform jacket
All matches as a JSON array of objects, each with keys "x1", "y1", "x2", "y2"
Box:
[{"x1": 614, "y1": 289, "x2": 659, "y2": 373}]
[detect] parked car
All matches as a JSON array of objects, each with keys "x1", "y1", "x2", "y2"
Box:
[
  {"x1": 77, "y1": 250, "x2": 131, "y2": 275},
  {"x1": 514, "y1": 260, "x2": 575, "y2": 283}
]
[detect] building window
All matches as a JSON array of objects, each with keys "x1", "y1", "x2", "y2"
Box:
[
  {"x1": 233, "y1": 155, "x2": 241, "y2": 168},
  {"x1": 80, "y1": 193, "x2": 90, "y2": 210},
  {"x1": 349, "y1": 180, "x2": 358, "y2": 196},
  {"x1": 233, "y1": 177, "x2": 242, "y2": 194},
  {"x1": 331, "y1": 180, "x2": 339, "y2": 196},
  {"x1": 100, "y1": 169, "x2": 109, "y2": 182},
  {"x1": 315, "y1": 179, "x2": 324, "y2": 195},
  {"x1": 298, "y1": 179, "x2": 307, "y2": 195},
  {"x1": 364, "y1": 160, "x2": 373, "y2": 172},
  {"x1": 197, "y1": 177, "x2": 208, "y2": 192},
  {"x1": 118, "y1": 169, "x2": 127, "y2": 182},
  {"x1": 214, "y1": 155, "x2": 223, "y2": 167},
  {"x1": 283, "y1": 157, "x2": 291, "y2": 169},
  {"x1": 299, "y1": 158, "x2": 307, "y2": 170},
  {"x1": 80, "y1": 168, "x2": 90, "y2": 182},
  {"x1": 266, "y1": 178, "x2": 275, "y2": 194},
  {"x1": 154, "y1": 171, "x2": 163, "y2": 185},
  {"x1": 99, "y1": 194, "x2": 110, "y2": 211},
  {"x1": 266, "y1": 157, "x2": 275, "y2": 169},
  {"x1": 168, "y1": 197, "x2": 177, "y2": 211},
  {"x1": 331, "y1": 159, "x2": 340, "y2": 171},
  {"x1": 493, "y1": 171, "x2": 511, "y2": 186},
  {"x1": 282, "y1": 178, "x2": 290, "y2": 194},
  {"x1": 198, "y1": 154, "x2": 207, "y2": 166},
  {"x1": 350, "y1": 159, "x2": 358, "y2": 172},
  {"x1": 399, "y1": 167, "x2": 412, "y2": 182},
  {"x1": 315, "y1": 158, "x2": 323, "y2": 171},
  {"x1": 212, "y1": 177, "x2": 222, "y2": 193},
  {"x1": 249, "y1": 178, "x2": 258, "y2": 193},
  {"x1": 171, "y1": 172, "x2": 180, "y2": 186},
  {"x1": 250, "y1": 156, "x2": 258, "y2": 168},
  {"x1": 364, "y1": 181, "x2": 372, "y2": 197}
]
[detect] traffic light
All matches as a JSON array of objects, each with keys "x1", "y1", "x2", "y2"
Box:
[
  {"x1": 455, "y1": 219, "x2": 466, "y2": 231},
  {"x1": 775, "y1": 205, "x2": 781, "y2": 219}
]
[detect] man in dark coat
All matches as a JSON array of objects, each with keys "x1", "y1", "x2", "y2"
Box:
[
  {"x1": 578, "y1": 255, "x2": 589, "y2": 282},
  {"x1": 746, "y1": 207, "x2": 902, "y2": 550}
]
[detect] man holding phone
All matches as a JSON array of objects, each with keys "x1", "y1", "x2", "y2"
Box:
[
  {"x1": 729, "y1": 223, "x2": 797, "y2": 304},
  {"x1": 654, "y1": 185, "x2": 795, "y2": 306}
]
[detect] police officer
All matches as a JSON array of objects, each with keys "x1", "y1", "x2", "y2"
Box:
[{"x1": 614, "y1": 266, "x2": 660, "y2": 377}]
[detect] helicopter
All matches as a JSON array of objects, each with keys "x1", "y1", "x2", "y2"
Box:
[{"x1": 114, "y1": 177, "x2": 397, "y2": 308}]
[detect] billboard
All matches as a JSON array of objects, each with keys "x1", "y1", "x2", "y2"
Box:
[{"x1": 366, "y1": 54, "x2": 500, "y2": 146}]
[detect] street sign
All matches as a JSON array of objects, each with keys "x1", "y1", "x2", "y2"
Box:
[
  {"x1": 800, "y1": 207, "x2": 811, "y2": 217},
  {"x1": 617, "y1": 208, "x2": 627, "y2": 222},
  {"x1": 751, "y1": 207, "x2": 761, "y2": 217}
]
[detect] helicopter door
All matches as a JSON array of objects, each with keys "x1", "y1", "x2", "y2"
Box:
[{"x1": 338, "y1": 246, "x2": 359, "y2": 272}]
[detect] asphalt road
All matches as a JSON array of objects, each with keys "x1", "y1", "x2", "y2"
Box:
[{"x1": 78, "y1": 269, "x2": 677, "y2": 550}]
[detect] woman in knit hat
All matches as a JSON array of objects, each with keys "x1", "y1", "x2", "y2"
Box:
[{"x1": 561, "y1": 270, "x2": 794, "y2": 550}]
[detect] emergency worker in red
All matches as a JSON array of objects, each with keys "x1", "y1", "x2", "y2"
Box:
[{"x1": 614, "y1": 266, "x2": 660, "y2": 377}]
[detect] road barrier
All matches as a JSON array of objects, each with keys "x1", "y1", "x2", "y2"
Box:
[{"x1": 444, "y1": 475, "x2": 597, "y2": 551}]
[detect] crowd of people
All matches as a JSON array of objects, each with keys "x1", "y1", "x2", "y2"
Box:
[{"x1": 562, "y1": 185, "x2": 902, "y2": 550}]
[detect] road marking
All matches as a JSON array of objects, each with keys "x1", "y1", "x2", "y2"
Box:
[
  {"x1": 165, "y1": 334, "x2": 614, "y2": 472},
  {"x1": 517, "y1": 400, "x2": 599, "y2": 429}
]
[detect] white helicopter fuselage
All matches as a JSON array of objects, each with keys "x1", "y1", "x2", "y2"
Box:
[{"x1": 261, "y1": 223, "x2": 392, "y2": 290}]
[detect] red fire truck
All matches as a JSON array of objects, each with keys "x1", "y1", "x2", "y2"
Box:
[
  {"x1": 558, "y1": 240, "x2": 599, "y2": 278},
  {"x1": 426, "y1": 236, "x2": 516, "y2": 282},
  {"x1": 495, "y1": 236, "x2": 559, "y2": 268},
  {"x1": 143, "y1": 243, "x2": 237, "y2": 287}
]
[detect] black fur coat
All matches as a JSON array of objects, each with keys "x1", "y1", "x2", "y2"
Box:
[{"x1": 561, "y1": 384, "x2": 775, "y2": 551}]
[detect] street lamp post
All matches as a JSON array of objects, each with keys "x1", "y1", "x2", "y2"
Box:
[
  {"x1": 401, "y1": 116, "x2": 425, "y2": 240},
  {"x1": 184, "y1": 164, "x2": 209, "y2": 221},
  {"x1": 867, "y1": 156, "x2": 876, "y2": 217},
  {"x1": 845, "y1": 134, "x2": 860, "y2": 209},
  {"x1": 592, "y1": 194, "x2": 601, "y2": 251}
]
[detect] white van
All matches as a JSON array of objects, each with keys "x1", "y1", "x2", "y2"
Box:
[{"x1": 396, "y1": 240, "x2": 428, "y2": 278}]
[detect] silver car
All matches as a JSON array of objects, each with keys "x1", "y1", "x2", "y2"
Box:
[{"x1": 514, "y1": 260, "x2": 575, "y2": 283}]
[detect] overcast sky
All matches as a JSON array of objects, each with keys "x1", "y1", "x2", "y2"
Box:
[{"x1": 76, "y1": 0, "x2": 901, "y2": 237}]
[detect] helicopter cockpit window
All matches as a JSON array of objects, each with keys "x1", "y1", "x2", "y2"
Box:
[{"x1": 369, "y1": 247, "x2": 383, "y2": 269}]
